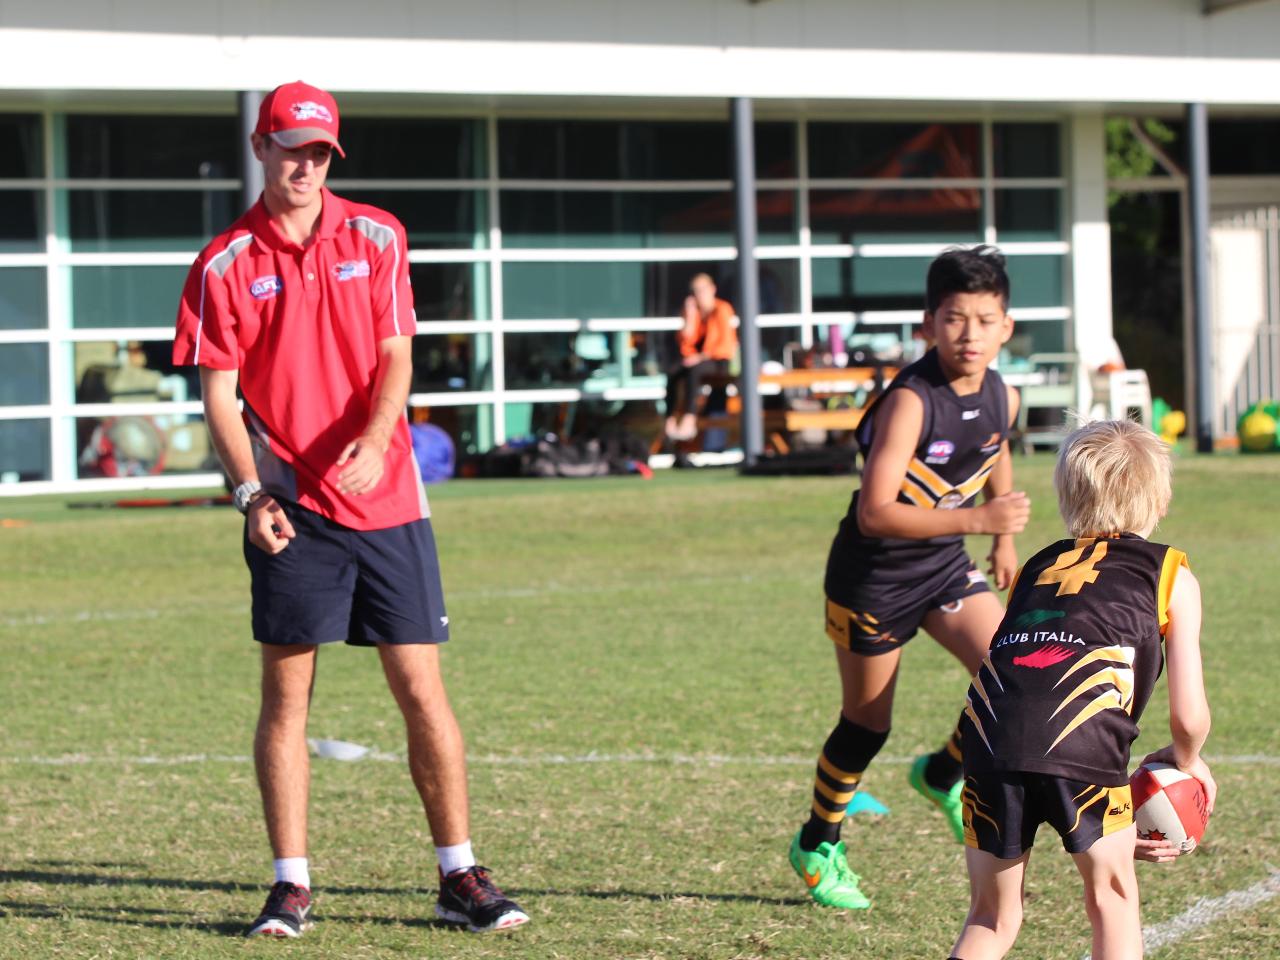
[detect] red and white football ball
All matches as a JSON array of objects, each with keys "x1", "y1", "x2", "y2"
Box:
[{"x1": 1130, "y1": 762, "x2": 1210, "y2": 854}]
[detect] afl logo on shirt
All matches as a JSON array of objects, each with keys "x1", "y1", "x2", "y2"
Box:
[
  {"x1": 290, "y1": 101, "x2": 334, "y2": 123},
  {"x1": 333, "y1": 259, "x2": 371, "y2": 282},
  {"x1": 926, "y1": 439, "x2": 955, "y2": 464},
  {"x1": 250, "y1": 275, "x2": 283, "y2": 300}
]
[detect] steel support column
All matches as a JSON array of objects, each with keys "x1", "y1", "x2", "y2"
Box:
[
  {"x1": 1186, "y1": 102, "x2": 1214, "y2": 453},
  {"x1": 239, "y1": 91, "x2": 264, "y2": 212},
  {"x1": 731, "y1": 97, "x2": 763, "y2": 466}
]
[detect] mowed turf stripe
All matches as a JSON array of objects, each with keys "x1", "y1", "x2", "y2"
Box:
[
  {"x1": 1083, "y1": 870, "x2": 1280, "y2": 959},
  {"x1": 4, "y1": 751, "x2": 1277, "y2": 767},
  {"x1": 0, "y1": 569, "x2": 811, "y2": 629}
]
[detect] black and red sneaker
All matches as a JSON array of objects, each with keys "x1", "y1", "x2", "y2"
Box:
[
  {"x1": 435, "y1": 865, "x2": 529, "y2": 932},
  {"x1": 246, "y1": 881, "x2": 313, "y2": 938}
]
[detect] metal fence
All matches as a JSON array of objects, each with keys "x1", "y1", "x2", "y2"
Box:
[{"x1": 1211, "y1": 205, "x2": 1280, "y2": 437}]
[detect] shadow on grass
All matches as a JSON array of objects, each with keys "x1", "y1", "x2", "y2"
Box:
[
  {"x1": 0, "y1": 864, "x2": 425, "y2": 897},
  {"x1": 0, "y1": 899, "x2": 247, "y2": 937},
  {"x1": 0, "y1": 899, "x2": 473, "y2": 935},
  {"x1": 1, "y1": 862, "x2": 808, "y2": 938},
  {"x1": 6, "y1": 863, "x2": 806, "y2": 906},
  {"x1": 509, "y1": 887, "x2": 809, "y2": 907}
]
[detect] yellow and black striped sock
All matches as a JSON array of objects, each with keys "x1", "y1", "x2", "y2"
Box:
[
  {"x1": 799, "y1": 714, "x2": 889, "y2": 850},
  {"x1": 923, "y1": 714, "x2": 964, "y2": 792}
]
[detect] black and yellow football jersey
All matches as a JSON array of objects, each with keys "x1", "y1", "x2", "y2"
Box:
[
  {"x1": 961, "y1": 534, "x2": 1188, "y2": 786},
  {"x1": 825, "y1": 348, "x2": 1009, "y2": 601}
]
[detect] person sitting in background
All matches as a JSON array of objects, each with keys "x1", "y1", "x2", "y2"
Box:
[{"x1": 664, "y1": 273, "x2": 737, "y2": 441}]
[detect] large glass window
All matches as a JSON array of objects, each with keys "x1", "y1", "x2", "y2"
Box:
[
  {"x1": 413, "y1": 405, "x2": 491, "y2": 458},
  {"x1": 0, "y1": 343, "x2": 49, "y2": 405},
  {"x1": 2, "y1": 109, "x2": 1077, "y2": 486},
  {"x1": 74, "y1": 413, "x2": 215, "y2": 479},
  {"x1": 995, "y1": 189, "x2": 1062, "y2": 241},
  {"x1": 72, "y1": 340, "x2": 196, "y2": 405},
  {"x1": 336, "y1": 188, "x2": 485, "y2": 249},
  {"x1": 0, "y1": 268, "x2": 47, "y2": 331},
  {"x1": 1005, "y1": 256, "x2": 1065, "y2": 309},
  {"x1": 503, "y1": 260, "x2": 798, "y2": 321},
  {"x1": 1209, "y1": 119, "x2": 1280, "y2": 175},
  {"x1": 336, "y1": 118, "x2": 485, "y2": 179},
  {"x1": 412, "y1": 334, "x2": 492, "y2": 393},
  {"x1": 71, "y1": 266, "x2": 189, "y2": 329},
  {"x1": 498, "y1": 119, "x2": 794, "y2": 180},
  {"x1": 66, "y1": 115, "x2": 238, "y2": 179},
  {"x1": 0, "y1": 114, "x2": 43, "y2": 179},
  {"x1": 808, "y1": 122, "x2": 982, "y2": 179},
  {"x1": 0, "y1": 191, "x2": 43, "y2": 253},
  {"x1": 812, "y1": 256, "x2": 931, "y2": 313},
  {"x1": 409, "y1": 263, "x2": 489, "y2": 322},
  {"x1": 68, "y1": 189, "x2": 238, "y2": 252},
  {"x1": 809, "y1": 188, "x2": 982, "y2": 245},
  {"x1": 0, "y1": 420, "x2": 51, "y2": 483},
  {"x1": 501, "y1": 190, "x2": 796, "y2": 248},
  {"x1": 993, "y1": 123, "x2": 1062, "y2": 178},
  {"x1": 813, "y1": 254, "x2": 1066, "y2": 314}
]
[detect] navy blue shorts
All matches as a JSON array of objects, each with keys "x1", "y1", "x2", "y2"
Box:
[
  {"x1": 825, "y1": 547, "x2": 990, "y2": 655},
  {"x1": 243, "y1": 500, "x2": 450, "y2": 646},
  {"x1": 962, "y1": 771, "x2": 1134, "y2": 858}
]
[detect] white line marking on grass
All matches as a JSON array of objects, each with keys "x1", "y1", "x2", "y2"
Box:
[
  {"x1": 0, "y1": 608, "x2": 164, "y2": 628},
  {"x1": 1083, "y1": 870, "x2": 1280, "y2": 959},
  {"x1": 1, "y1": 573, "x2": 807, "y2": 629},
  {"x1": 4, "y1": 752, "x2": 1277, "y2": 768}
]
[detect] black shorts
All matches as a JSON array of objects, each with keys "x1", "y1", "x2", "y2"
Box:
[
  {"x1": 962, "y1": 771, "x2": 1134, "y2": 858},
  {"x1": 243, "y1": 500, "x2": 450, "y2": 647},
  {"x1": 824, "y1": 548, "x2": 990, "y2": 655}
]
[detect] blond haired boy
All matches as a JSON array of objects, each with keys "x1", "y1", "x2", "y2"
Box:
[{"x1": 950, "y1": 420, "x2": 1216, "y2": 960}]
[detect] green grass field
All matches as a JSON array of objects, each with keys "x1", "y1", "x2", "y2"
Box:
[{"x1": 2, "y1": 454, "x2": 1278, "y2": 959}]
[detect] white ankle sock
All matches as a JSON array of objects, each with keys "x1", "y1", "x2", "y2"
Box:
[
  {"x1": 274, "y1": 857, "x2": 311, "y2": 889},
  {"x1": 436, "y1": 840, "x2": 475, "y2": 876}
]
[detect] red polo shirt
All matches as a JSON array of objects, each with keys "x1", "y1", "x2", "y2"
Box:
[{"x1": 173, "y1": 188, "x2": 428, "y2": 530}]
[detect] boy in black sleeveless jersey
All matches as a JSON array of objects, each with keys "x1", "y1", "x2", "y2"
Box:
[
  {"x1": 949, "y1": 420, "x2": 1215, "y2": 960},
  {"x1": 789, "y1": 247, "x2": 1029, "y2": 909}
]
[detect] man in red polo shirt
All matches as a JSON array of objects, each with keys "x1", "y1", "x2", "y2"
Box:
[{"x1": 173, "y1": 81, "x2": 527, "y2": 938}]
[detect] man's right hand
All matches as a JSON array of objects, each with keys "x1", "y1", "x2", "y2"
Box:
[
  {"x1": 247, "y1": 495, "x2": 297, "y2": 555},
  {"x1": 975, "y1": 491, "x2": 1031, "y2": 535}
]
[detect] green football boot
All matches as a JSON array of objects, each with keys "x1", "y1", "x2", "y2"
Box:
[
  {"x1": 788, "y1": 829, "x2": 870, "y2": 909},
  {"x1": 908, "y1": 755, "x2": 965, "y2": 843}
]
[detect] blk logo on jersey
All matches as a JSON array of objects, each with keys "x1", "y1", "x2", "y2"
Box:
[
  {"x1": 250, "y1": 275, "x2": 283, "y2": 300},
  {"x1": 290, "y1": 101, "x2": 334, "y2": 123},
  {"x1": 333, "y1": 259, "x2": 371, "y2": 282},
  {"x1": 962, "y1": 409, "x2": 981, "y2": 420},
  {"x1": 926, "y1": 439, "x2": 955, "y2": 464}
]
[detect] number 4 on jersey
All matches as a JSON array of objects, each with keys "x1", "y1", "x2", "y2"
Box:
[{"x1": 1036, "y1": 540, "x2": 1108, "y2": 596}]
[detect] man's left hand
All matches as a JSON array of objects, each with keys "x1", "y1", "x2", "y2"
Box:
[{"x1": 336, "y1": 436, "x2": 387, "y2": 496}]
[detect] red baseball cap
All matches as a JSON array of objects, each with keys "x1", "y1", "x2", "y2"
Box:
[{"x1": 255, "y1": 80, "x2": 346, "y2": 158}]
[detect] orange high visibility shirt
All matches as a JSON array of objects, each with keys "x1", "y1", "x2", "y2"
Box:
[{"x1": 678, "y1": 298, "x2": 738, "y2": 361}]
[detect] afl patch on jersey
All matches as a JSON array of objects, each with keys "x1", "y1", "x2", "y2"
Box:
[{"x1": 926, "y1": 439, "x2": 956, "y2": 464}]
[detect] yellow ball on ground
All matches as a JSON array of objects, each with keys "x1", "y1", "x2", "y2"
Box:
[{"x1": 1239, "y1": 409, "x2": 1278, "y2": 452}]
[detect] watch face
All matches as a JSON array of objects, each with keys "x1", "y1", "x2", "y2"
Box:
[{"x1": 235, "y1": 483, "x2": 262, "y2": 513}]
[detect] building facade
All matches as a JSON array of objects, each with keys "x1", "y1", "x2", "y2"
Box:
[{"x1": 2, "y1": 0, "x2": 1279, "y2": 491}]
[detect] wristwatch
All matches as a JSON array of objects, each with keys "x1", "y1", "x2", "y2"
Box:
[{"x1": 233, "y1": 480, "x2": 264, "y2": 515}]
